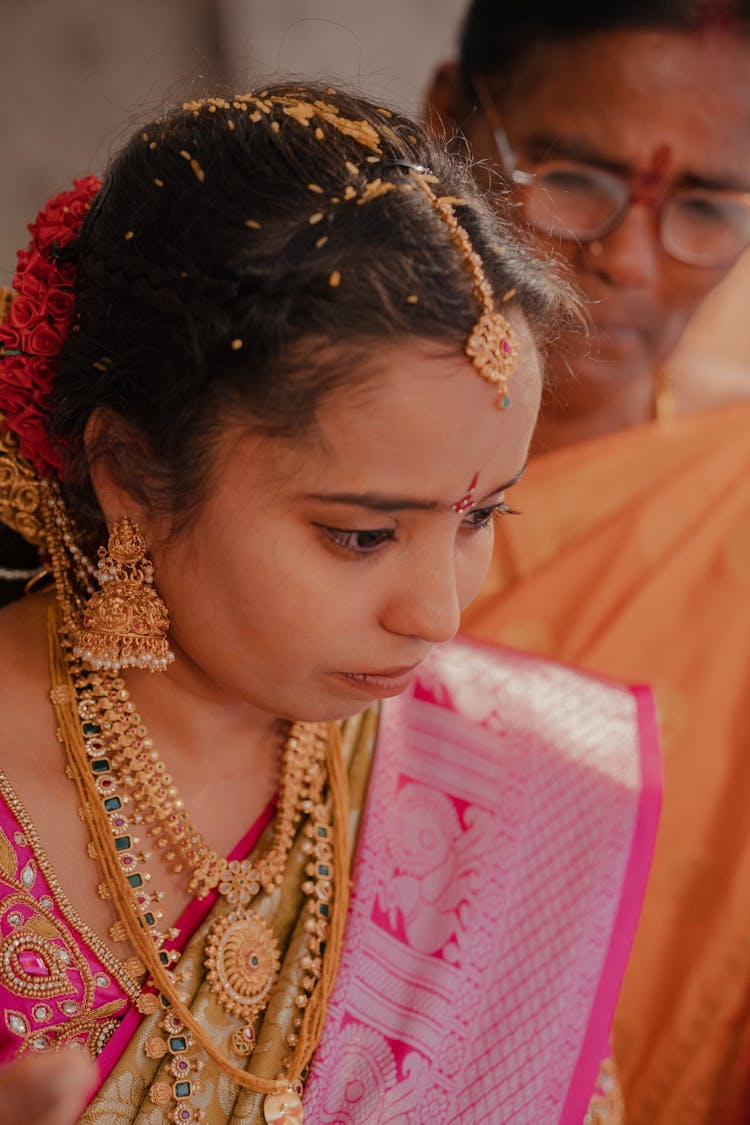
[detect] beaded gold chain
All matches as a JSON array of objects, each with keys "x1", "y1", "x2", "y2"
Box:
[{"x1": 48, "y1": 600, "x2": 350, "y2": 1124}]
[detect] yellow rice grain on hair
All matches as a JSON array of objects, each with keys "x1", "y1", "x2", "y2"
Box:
[
  {"x1": 283, "y1": 103, "x2": 315, "y2": 126},
  {"x1": 231, "y1": 338, "x2": 243, "y2": 350},
  {"x1": 328, "y1": 271, "x2": 341, "y2": 287}
]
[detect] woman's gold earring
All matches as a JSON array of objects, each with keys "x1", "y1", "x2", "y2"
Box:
[
  {"x1": 72, "y1": 515, "x2": 174, "y2": 673},
  {"x1": 654, "y1": 363, "x2": 676, "y2": 423}
]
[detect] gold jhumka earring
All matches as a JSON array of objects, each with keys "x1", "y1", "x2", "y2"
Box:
[{"x1": 71, "y1": 515, "x2": 174, "y2": 672}]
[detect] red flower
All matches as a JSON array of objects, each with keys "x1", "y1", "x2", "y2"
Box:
[
  {"x1": 0, "y1": 174, "x2": 101, "y2": 479},
  {"x1": 11, "y1": 405, "x2": 60, "y2": 478},
  {"x1": 32, "y1": 224, "x2": 67, "y2": 252},
  {"x1": 0, "y1": 381, "x2": 30, "y2": 415},
  {"x1": 0, "y1": 324, "x2": 22, "y2": 354},
  {"x1": 64, "y1": 198, "x2": 91, "y2": 222},
  {"x1": 13, "y1": 252, "x2": 55, "y2": 291},
  {"x1": 44, "y1": 290, "x2": 75, "y2": 319},
  {"x1": 22, "y1": 321, "x2": 65, "y2": 356},
  {"x1": 6, "y1": 295, "x2": 43, "y2": 330}
]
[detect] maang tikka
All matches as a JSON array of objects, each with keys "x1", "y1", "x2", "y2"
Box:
[{"x1": 72, "y1": 515, "x2": 174, "y2": 673}]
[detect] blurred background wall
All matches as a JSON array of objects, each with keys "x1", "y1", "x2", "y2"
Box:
[
  {"x1": 2, "y1": 0, "x2": 748, "y2": 406},
  {"x1": 0, "y1": 0, "x2": 462, "y2": 277}
]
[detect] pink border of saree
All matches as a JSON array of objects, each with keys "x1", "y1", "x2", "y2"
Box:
[{"x1": 560, "y1": 685, "x2": 660, "y2": 1122}]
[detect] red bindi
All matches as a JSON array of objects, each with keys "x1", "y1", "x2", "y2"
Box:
[
  {"x1": 452, "y1": 472, "x2": 480, "y2": 514},
  {"x1": 633, "y1": 144, "x2": 673, "y2": 206}
]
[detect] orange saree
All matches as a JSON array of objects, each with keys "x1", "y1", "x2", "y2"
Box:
[{"x1": 462, "y1": 401, "x2": 750, "y2": 1125}]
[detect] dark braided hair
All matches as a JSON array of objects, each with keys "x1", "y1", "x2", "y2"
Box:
[
  {"x1": 460, "y1": 0, "x2": 750, "y2": 92},
  {"x1": 48, "y1": 81, "x2": 579, "y2": 533}
]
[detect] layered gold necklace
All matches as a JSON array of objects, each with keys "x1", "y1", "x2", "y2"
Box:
[{"x1": 48, "y1": 607, "x2": 349, "y2": 1124}]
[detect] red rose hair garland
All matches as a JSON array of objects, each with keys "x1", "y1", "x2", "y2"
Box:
[{"x1": 0, "y1": 175, "x2": 101, "y2": 479}]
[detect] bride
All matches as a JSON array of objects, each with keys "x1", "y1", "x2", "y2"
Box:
[{"x1": 0, "y1": 83, "x2": 657, "y2": 1124}]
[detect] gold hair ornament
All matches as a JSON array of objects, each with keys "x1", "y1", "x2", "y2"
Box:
[
  {"x1": 176, "y1": 95, "x2": 517, "y2": 405},
  {"x1": 0, "y1": 412, "x2": 47, "y2": 548},
  {"x1": 407, "y1": 170, "x2": 518, "y2": 408}
]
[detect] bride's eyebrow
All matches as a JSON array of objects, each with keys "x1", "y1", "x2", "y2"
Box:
[
  {"x1": 475, "y1": 461, "x2": 527, "y2": 502},
  {"x1": 302, "y1": 491, "x2": 442, "y2": 512},
  {"x1": 299, "y1": 463, "x2": 527, "y2": 513}
]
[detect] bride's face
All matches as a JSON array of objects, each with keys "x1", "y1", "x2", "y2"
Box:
[{"x1": 125, "y1": 331, "x2": 541, "y2": 720}]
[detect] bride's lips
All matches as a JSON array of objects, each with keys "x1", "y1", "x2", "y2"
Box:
[{"x1": 336, "y1": 664, "x2": 421, "y2": 698}]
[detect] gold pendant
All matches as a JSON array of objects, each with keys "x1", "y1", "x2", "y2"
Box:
[
  {"x1": 231, "y1": 1022, "x2": 255, "y2": 1057},
  {"x1": 263, "y1": 1088, "x2": 304, "y2": 1123},
  {"x1": 204, "y1": 909, "x2": 281, "y2": 1022}
]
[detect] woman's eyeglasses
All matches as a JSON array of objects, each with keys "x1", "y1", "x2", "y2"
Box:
[{"x1": 477, "y1": 83, "x2": 750, "y2": 269}]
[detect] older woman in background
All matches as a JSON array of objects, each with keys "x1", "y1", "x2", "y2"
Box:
[{"x1": 428, "y1": 2, "x2": 750, "y2": 1122}]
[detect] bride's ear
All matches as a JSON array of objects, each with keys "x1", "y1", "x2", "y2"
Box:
[{"x1": 84, "y1": 407, "x2": 156, "y2": 536}]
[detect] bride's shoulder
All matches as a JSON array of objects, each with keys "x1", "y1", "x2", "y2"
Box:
[
  {"x1": 0, "y1": 592, "x2": 56, "y2": 774},
  {"x1": 0, "y1": 590, "x2": 48, "y2": 671}
]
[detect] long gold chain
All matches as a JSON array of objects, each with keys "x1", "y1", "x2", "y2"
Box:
[{"x1": 48, "y1": 604, "x2": 350, "y2": 1120}]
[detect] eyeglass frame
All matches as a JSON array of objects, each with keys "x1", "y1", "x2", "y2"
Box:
[{"x1": 472, "y1": 74, "x2": 750, "y2": 268}]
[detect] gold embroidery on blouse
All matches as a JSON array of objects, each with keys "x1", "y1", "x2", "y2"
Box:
[{"x1": 0, "y1": 771, "x2": 140, "y2": 1055}]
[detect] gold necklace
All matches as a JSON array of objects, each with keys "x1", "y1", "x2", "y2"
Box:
[{"x1": 48, "y1": 607, "x2": 350, "y2": 1123}]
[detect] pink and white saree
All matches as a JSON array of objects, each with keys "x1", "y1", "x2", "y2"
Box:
[
  {"x1": 305, "y1": 639, "x2": 660, "y2": 1122},
  {"x1": 0, "y1": 638, "x2": 659, "y2": 1123}
]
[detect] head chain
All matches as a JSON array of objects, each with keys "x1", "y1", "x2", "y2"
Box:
[
  {"x1": 179, "y1": 95, "x2": 519, "y2": 406},
  {"x1": 383, "y1": 161, "x2": 518, "y2": 407}
]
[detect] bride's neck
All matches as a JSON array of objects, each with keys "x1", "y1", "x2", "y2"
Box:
[{"x1": 123, "y1": 646, "x2": 281, "y2": 771}]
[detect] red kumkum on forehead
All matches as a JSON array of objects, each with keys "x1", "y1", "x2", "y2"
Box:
[
  {"x1": 452, "y1": 472, "x2": 480, "y2": 514},
  {"x1": 633, "y1": 144, "x2": 673, "y2": 206}
]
